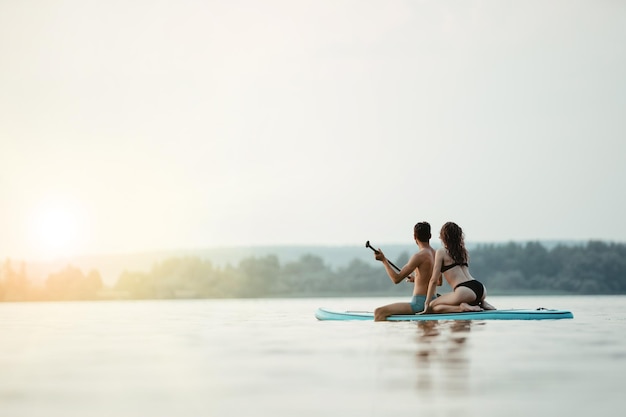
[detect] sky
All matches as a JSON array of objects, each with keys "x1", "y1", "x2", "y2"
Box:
[{"x1": 1, "y1": 0, "x2": 625, "y2": 261}]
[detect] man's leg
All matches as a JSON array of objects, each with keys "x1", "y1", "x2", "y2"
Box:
[{"x1": 374, "y1": 302, "x2": 414, "y2": 321}]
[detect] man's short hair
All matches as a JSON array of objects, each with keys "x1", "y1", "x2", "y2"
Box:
[{"x1": 414, "y1": 222, "x2": 431, "y2": 242}]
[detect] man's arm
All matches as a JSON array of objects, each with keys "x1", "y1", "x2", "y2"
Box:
[{"x1": 375, "y1": 249, "x2": 418, "y2": 284}]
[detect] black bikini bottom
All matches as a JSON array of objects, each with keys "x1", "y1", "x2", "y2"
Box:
[{"x1": 454, "y1": 280, "x2": 485, "y2": 305}]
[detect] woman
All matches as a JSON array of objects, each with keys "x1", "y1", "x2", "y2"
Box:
[{"x1": 421, "y1": 222, "x2": 495, "y2": 314}]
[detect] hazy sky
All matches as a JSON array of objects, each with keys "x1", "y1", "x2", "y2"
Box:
[{"x1": 1, "y1": 0, "x2": 625, "y2": 260}]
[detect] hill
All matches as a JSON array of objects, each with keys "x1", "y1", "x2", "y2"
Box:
[{"x1": 14, "y1": 240, "x2": 585, "y2": 286}]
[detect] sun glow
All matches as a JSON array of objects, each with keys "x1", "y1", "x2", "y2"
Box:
[{"x1": 28, "y1": 199, "x2": 88, "y2": 260}]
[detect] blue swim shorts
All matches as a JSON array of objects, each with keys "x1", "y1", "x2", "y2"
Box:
[{"x1": 410, "y1": 295, "x2": 437, "y2": 313}]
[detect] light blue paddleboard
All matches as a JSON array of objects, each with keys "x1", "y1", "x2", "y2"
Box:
[{"x1": 315, "y1": 307, "x2": 574, "y2": 321}]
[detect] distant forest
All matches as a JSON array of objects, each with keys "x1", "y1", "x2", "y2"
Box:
[{"x1": 1, "y1": 240, "x2": 625, "y2": 301}]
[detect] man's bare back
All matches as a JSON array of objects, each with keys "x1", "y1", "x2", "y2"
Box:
[{"x1": 409, "y1": 246, "x2": 436, "y2": 295}]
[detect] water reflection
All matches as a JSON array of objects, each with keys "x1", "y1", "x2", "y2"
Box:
[{"x1": 413, "y1": 320, "x2": 473, "y2": 395}]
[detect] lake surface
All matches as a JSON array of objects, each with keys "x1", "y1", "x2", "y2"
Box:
[{"x1": 1, "y1": 296, "x2": 624, "y2": 417}]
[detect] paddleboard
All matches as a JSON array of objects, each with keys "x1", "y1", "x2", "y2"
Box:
[{"x1": 315, "y1": 307, "x2": 574, "y2": 321}]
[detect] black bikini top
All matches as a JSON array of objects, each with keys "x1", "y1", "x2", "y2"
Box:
[{"x1": 441, "y1": 262, "x2": 468, "y2": 273}]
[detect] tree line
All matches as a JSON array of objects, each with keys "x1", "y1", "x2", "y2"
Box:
[{"x1": 1, "y1": 240, "x2": 625, "y2": 301}]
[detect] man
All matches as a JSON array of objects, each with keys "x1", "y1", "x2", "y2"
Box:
[{"x1": 373, "y1": 221, "x2": 438, "y2": 321}]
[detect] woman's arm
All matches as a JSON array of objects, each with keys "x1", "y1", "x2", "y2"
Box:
[{"x1": 422, "y1": 249, "x2": 444, "y2": 312}]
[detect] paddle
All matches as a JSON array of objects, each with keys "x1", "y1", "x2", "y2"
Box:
[{"x1": 365, "y1": 240, "x2": 402, "y2": 272}]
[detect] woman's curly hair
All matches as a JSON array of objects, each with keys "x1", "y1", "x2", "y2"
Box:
[{"x1": 440, "y1": 222, "x2": 468, "y2": 264}]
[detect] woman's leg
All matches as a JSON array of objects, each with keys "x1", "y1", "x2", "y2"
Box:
[
  {"x1": 429, "y1": 287, "x2": 481, "y2": 313},
  {"x1": 480, "y1": 288, "x2": 496, "y2": 310}
]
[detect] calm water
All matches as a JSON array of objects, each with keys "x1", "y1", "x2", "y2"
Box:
[{"x1": 1, "y1": 296, "x2": 624, "y2": 417}]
